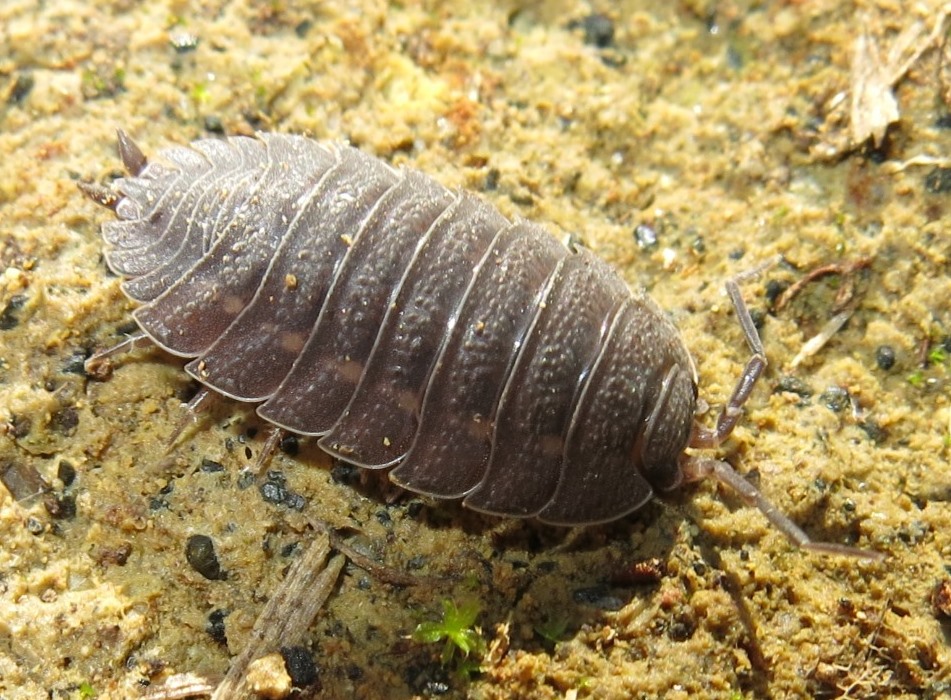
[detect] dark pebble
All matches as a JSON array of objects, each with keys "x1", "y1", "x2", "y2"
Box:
[
  {"x1": 764, "y1": 279, "x2": 787, "y2": 306},
  {"x1": 407, "y1": 555, "x2": 427, "y2": 570},
  {"x1": 49, "y1": 407, "x2": 79, "y2": 435},
  {"x1": 0, "y1": 294, "x2": 27, "y2": 330},
  {"x1": 185, "y1": 534, "x2": 225, "y2": 580},
  {"x1": 774, "y1": 375, "x2": 812, "y2": 398},
  {"x1": 925, "y1": 167, "x2": 951, "y2": 194},
  {"x1": 61, "y1": 350, "x2": 89, "y2": 375},
  {"x1": 875, "y1": 345, "x2": 896, "y2": 370},
  {"x1": 858, "y1": 420, "x2": 887, "y2": 443},
  {"x1": 203, "y1": 115, "x2": 224, "y2": 133},
  {"x1": 820, "y1": 386, "x2": 850, "y2": 413},
  {"x1": 207, "y1": 609, "x2": 228, "y2": 645},
  {"x1": 281, "y1": 646, "x2": 319, "y2": 687},
  {"x1": 9, "y1": 414, "x2": 31, "y2": 439},
  {"x1": 483, "y1": 167, "x2": 500, "y2": 191},
  {"x1": 330, "y1": 461, "x2": 359, "y2": 486},
  {"x1": 44, "y1": 494, "x2": 76, "y2": 520},
  {"x1": 572, "y1": 586, "x2": 624, "y2": 611},
  {"x1": 199, "y1": 457, "x2": 225, "y2": 473},
  {"x1": 569, "y1": 13, "x2": 615, "y2": 48},
  {"x1": 26, "y1": 517, "x2": 44, "y2": 535},
  {"x1": 748, "y1": 308, "x2": 765, "y2": 331},
  {"x1": 259, "y1": 471, "x2": 306, "y2": 510},
  {"x1": 279, "y1": 434, "x2": 299, "y2": 455},
  {"x1": 57, "y1": 460, "x2": 76, "y2": 487},
  {"x1": 8, "y1": 72, "x2": 35, "y2": 104},
  {"x1": 633, "y1": 223, "x2": 658, "y2": 249},
  {"x1": 237, "y1": 468, "x2": 256, "y2": 490},
  {"x1": 668, "y1": 617, "x2": 696, "y2": 642}
]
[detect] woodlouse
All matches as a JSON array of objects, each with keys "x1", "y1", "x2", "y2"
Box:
[{"x1": 81, "y1": 131, "x2": 880, "y2": 558}]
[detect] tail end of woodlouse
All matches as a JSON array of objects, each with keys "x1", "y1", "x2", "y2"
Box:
[
  {"x1": 116, "y1": 129, "x2": 147, "y2": 175},
  {"x1": 77, "y1": 130, "x2": 147, "y2": 210},
  {"x1": 683, "y1": 456, "x2": 885, "y2": 562}
]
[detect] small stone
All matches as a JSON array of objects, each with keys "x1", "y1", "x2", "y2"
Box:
[
  {"x1": 774, "y1": 375, "x2": 812, "y2": 398},
  {"x1": 246, "y1": 653, "x2": 292, "y2": 699},
  {"x1": 185, "y1": 534, "x2": 225, "y2": 580},
  {"x1": 207, "y1": 609, "x2": 228, "y2": 645},
  {"x1": 169, "y1": 30, "x2": 199, "y2": 53},
  {"x1": 570, "y1": 13, "x2": 615, "y2": 48},
  {"x1": 925, "y1": 167, "x2": 951, "y2": 194},
  {"x1": 203, "y1": 115, "x2": 224, "y2": 133},
  {"x1": 281, "y1": 646, "x2": 319, "y2": 688},
  {"x1": 820, "y1": 386, "x2": 850, "y2": 413},
  {"x1": 875, "y1": 345, "x2": 896, "y2": 370},
  {"x1": 931, "y1": 579, "x2": 951, "y2": 618},
  {"x1": 633, "y1": 223, "x2": 658, "y2": 250}
]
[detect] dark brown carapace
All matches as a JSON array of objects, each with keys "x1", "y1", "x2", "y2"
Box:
[{"x1": 81, "y1": 131, "x2": 882, "y2": 559}]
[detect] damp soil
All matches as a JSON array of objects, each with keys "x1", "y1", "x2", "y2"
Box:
[{"x1": 1, "y1": 1, "x2": 950, "y2": 698}]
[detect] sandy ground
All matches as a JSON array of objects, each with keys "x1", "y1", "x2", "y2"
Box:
[{"x1": 1, "y1": 0, "x2": 950, "y2": 698}]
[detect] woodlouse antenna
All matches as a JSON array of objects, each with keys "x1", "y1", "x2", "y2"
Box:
[
  {"x1": 683, "y1": 457, "x2": 884, "y2": 561},
  {"x1": 686, "y1": 260, "x2": 884, "y2": 561}
]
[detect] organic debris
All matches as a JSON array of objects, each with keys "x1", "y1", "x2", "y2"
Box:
[{"x1": 812, "y1": 6, "x2": 951, "y2": 159}]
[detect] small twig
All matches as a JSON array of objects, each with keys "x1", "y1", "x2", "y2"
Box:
[
  {"x1": 790, "y1": 310, "x2": 854, "y2": 369},
  {"x1": 211, "y1": 533, "x2": 345, "y2": 700},
  {"x1": 774, "y1": 257, "x2": 872, "y2": 313},
  {"x1": 141, "y1": 673, "x2": 220, "y2": 700}
]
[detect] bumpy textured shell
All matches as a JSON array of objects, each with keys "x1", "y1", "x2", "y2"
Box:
[{"x1": 96, "y1": 132, "x2": 699, "y2": 525}]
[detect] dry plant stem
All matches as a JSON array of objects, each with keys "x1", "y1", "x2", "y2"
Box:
[
  {"x1": 211, "y1": 532, "x2": 346, "y2": 700},
  {"x1": 142, "y1": 674, "x2": 219, "y2": 700},
  {"x1": 790, "y1": 310, "x2": 854, "y2": 369},
  {"x1": 773, "y1": 257, "x2": 872, "y2": 313}
]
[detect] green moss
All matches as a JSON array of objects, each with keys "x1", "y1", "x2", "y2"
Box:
[
  {"x1": 412, "y1": 599, "x2": 486, "y2": 667},
  {"x1": 928, "y1": 345, "x2": 947, "y2": 365}
]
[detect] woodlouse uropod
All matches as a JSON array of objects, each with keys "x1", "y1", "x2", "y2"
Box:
[{"x1": 81, "y1": 130, "x2": 881, "y2": 559}]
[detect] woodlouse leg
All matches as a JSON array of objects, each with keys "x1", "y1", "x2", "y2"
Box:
[
  {"x1": 683, "y1": 457, "x2": 884, "y2": 561},
  {"x1": 252, "y1": 426, "x2": 284, "y2": 475},
  {"x1": 165, "y1": 389, "x2": 215, "y2": 450},
  {"x1": 83, "y1": 331, "x2": 153, "y2": 376}
]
